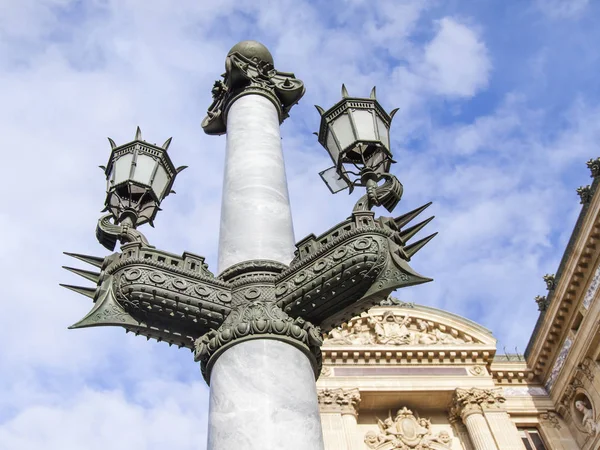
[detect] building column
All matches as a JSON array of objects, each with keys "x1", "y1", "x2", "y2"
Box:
[
  {"x1": 318, "y1": 388, "x2": 361, "y2": 450},
  {"x1": 451, "y1": 388, "x2": 525, "y2": 450}
]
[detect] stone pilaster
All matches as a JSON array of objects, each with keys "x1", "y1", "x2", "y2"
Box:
[
  {"x1": 318, "y1": 388, "x2": 361, "y2": 450},
  {"x1": 451, "y1": 388, "x2": 525, "y2": 450}
]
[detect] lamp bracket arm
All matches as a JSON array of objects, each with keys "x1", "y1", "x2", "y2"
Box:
[
  {"x1": 352, "y1": 173, "x2": 403, "y2": 213},
  {"x1": 96, "y1": 214, "x2": 151, "y2": 251}
]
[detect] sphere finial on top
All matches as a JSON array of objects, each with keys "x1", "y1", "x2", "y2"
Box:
[{"x1": 227, "y1": 40, "x2": 274, "y2": 65}]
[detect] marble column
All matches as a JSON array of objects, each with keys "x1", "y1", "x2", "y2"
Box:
[
  {"x1": 201, "y1": 41, "x2": 321, "y2": 450},
  {"x1": 208, "y1": 340, "x2": 324, "y2": 450},
  {"x1": 218, "y1": 93, "x2": 295, "y2": 273}
]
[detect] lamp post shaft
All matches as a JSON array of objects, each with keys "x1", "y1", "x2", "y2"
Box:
[
  {"x1": 204, "y1": 43, "x2": 324, "y2": 450},
  {"x1": 218, "y1": 94, "x2": 296, "y2": 273}
]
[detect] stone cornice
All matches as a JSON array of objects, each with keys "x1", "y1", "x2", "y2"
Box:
[
  {"x1": 322, "y1": 345, "x2": 494, "y2": 366},
  {"x1": 450, "y1": 388, "x2": 506, "y2": 419},
  {"x1": 490, "y1": 360, "x2": 537, "y2": 385},
  {"x1": 317, "y1": 388, "x2": 361, "y2": 416},
  {"x1": 526, "y1": 174, "x2": 600, "y2": 384}
]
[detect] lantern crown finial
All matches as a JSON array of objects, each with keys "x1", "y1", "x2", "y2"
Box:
[{"x1": 341, "y1": 84, "x2": 349, "y2": 98}]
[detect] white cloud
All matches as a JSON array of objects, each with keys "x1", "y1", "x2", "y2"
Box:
[
  {"x1": 423, "y1": 18, "x2": 491, "y2": 97},
  {"x1": 0, "y1": 385, "x2": 208, "y2": 450},
  {"x1": 535, "y1": 0, "x2": 590, "y2": 19}
]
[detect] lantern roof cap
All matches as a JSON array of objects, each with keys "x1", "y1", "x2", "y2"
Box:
[{"x1": 227, "y1": 40, "x2": 274, "y2": 66}]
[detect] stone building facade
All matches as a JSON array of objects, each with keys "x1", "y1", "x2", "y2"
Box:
[{"x1": 316, "y1": 160, "x2": 600, "y2": 449}]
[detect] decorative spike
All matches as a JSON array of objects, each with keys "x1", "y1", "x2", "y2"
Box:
[
  {"x1": 107, "y1": 137, "x2": 117, "y2": 149},
  {"x1": 176, "y1": 165, "x2": 188, "y2": 173},
  {"x1": 162, "y1": 137, "x2": 172, "y2": 150},
  {"x1": 169, "y1": 190, "x2": 176, "y2": 194},
  {"x1": 63, "y1": 252, "x2": 104, "y2": 268},
  {"x1": 99, "y1": 165, "x2": 106, "y2": 171},
  {"x1": 389, "y1": 108, "x2": 399, "y2": 120},
  {"x1": 394, "y1": 202, "x2": 433, "y2": 229},
  {"x1": 341, "y1": 84, "x2": 349, "y2": 98},
  {"x1": 315, "y1": 105, "x2": 325, "y2": 115},
  {"x1": 399, "y1": 216, "x2": 435, "y2": 243},
  {"x1": 68, "y1": 278, "x2": 139, "y2": 330},
  {"x1": 404, "y1": 232, "x2": 438, "y2": 260},
  {"x1": 62, "y1": 266, "x2": 100, "y2": 284},
  {"x1": 370, "y1": 86, "x2": 376, "y2": 99},
  {"x1": 312, "y1": 132, "x2": 318, "y2": 136},
  {"x1": 135, "y1": 126, "x2": 142, "y2": 141},
  {"x1": 60, "y1": 284, "x2": 96, "y2": 299}
]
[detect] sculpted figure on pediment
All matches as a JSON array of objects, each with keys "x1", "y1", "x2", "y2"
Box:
[
  {"x1": 325, "y1": 310, "x2": 472, "y2": 346},
  {"x1": 364, "y1": 407, "x2": 452, "y2": 449},
  {"x1": 371, "y1": 312, "x2": 412, "y2": 345}
]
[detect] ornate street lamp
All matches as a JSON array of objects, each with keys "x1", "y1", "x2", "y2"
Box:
[
  {"x1": 316, "y1": 85, "x2": 401, "y2": 212},
  {"x1": 61, "y1": 40, "x2": 436, "y2": 450},
  {"x1": 96, "y1": 127, "x2": 186, "y2": 250}
]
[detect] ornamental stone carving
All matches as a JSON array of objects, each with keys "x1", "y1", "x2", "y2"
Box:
[
  {"x1": 450, "y1": 388, "x2": 506, "y2": 419},
  {"x1": 587, "y1": 157, "x2": 600, "y2": 178},
  {"x1": 574, "y1": 397, "x2": 599, "y2": 436},
  {"x1": 535, "y1": 295, "x2": 549, "y2": 312},
  {"x1": 364, "y1": 407, "x2": 452, "y2": 449},
  {"x1": 577, "y1": 185, "x2": 592, "y2": 205},
  {"x1": 325, "y1": 310, "x2": 475, "y2": 346},
  {"x1": 320, "y1": 365, "x2": 333, "y2": 377},
  {"x1": 576, "y1": 357, "x2": 595, "y2": 382},
  {"x1": 543, "y1": 273, "x2": 556, "y2": 291},
  {"x1": 539, "y1": 411, "x2": 561, "y2": 429},
  {"x1": 317, "y1": 388, "x2": 360, "y2": 416}
]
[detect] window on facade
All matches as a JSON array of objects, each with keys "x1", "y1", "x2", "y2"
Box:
[{"x1": 519, "y1": 428, "x2": 547, "y2": 450}]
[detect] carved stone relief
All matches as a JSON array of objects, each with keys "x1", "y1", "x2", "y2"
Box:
[
  {"x1": 450, "y1": 388, "x2": 506, "y2": 419},
  {"x1": 576, "y1": 357, "x2": 595, "y2": 382},
  {"x1": 317, "y1": 388, "x2": 360, "y2": 416},
  {"x1": 325, "y1": 310, "x2": 477, "y2": 346},
  {"x1": 539, "y1": 411, "x2": 561, "y2": 429},
  {"x1": 364, "y1": 407, "x2": 452, "y2": 449},
  {"x1": 574, "y1": 395, "x2": 599, "y2": 436}
]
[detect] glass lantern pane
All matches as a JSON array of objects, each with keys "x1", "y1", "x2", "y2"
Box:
[
  {"x1": 133, "y1": 154, "x2": 157, "y2": 186},
  {"x1": 351, "y1": 109, "x2": 377, "y2": 141},
  {"x1": 319, "y1": 166, "x2": 349, "y2": 194},
  {"x1": 152, "y1": 165, "x2": 170, "y2": 199},
  {"x1": 330, "y1": 113, "x2": 355, "y2": 152},
  {"x1": 106, "y1": 167, "x2": 114, "y2": 192},
  {"x1": 326, "y1": 131, "x2": 340, "y2": 163},
  {"x1": 367, "y1": 151, "x2": 386, "y2": 174},
  {"x1": 113, "y1": 153, "x2": 133, "y2": 185},
  {"x1": 376, "y1": 116, "x2": 390, "y2": 150}
]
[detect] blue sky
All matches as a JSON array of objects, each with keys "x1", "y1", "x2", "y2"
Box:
[{"x1": 2, "y1": 0, "x2": 600, "y2": 448}]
